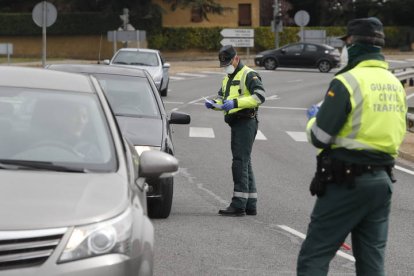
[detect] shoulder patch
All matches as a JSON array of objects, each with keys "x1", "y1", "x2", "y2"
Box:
[
  {"x1": 252, "y1": 76, "x2": 258, "y2": 80},
  {"x1": 327, "y1": 90, "x2": 335, "y2": 97}
]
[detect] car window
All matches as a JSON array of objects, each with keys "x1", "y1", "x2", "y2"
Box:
[
  {"x1": 112, "y1": 51, "x2": 159, "y2": 66},
  {"x1": 305, "y1": 45, "x2": 318, "y2": 52},
  {"x1": 94, "y1": 74, "x2": 160, "y2": 118},
  {"x1": 0, "y1": 87, "x2": 116, "y2": 171},
  {"x1": 284, "y1": 44, "x2": 304, "y2": 53}
]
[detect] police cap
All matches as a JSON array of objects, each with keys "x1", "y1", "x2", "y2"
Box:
[
  {"x1": 340, "y1": 17, "x2": 385, "y2": 47},
  {"x1": 218, "y1": 45, "x2": 237, "y2": 67}
]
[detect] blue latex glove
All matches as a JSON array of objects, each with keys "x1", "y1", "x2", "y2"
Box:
[
  {"x1": 306, "y1": 104, "x2": 319, "y2": 119},
  {"x1": 205, "y1": 100, "x2": 214, "y2": 109},
  {"x1": 222, "y1": 100, "x2": 235, "y2": 112}
]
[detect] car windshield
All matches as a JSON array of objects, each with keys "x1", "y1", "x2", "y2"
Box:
[
  {"x1": 112, "y1": 51, "x2": 159, "y2": 66},
  {"x1": 94, "y1": 74, "x2": 160, "y2": 118},
  {"x1": 0, "y1": 87, "x2": 116, "y2": 172}
]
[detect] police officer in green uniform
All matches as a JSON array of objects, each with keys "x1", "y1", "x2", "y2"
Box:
[
  {"x1": 205, "y1": 45, "x2": 266, "y2": 216},
  {"x1": 297, "y1": 18, "x2": 407, "y2": 275}
]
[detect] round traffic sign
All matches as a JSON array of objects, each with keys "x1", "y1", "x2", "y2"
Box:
[
  {"x1": 294, "y1": 10, "x2": 310, "y2": 27},
  {"x1": 32, "y1": 1, "x2": 57, "y2": 27}
]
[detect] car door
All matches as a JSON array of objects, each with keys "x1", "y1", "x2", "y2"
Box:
[
  {"x1": 300, "y1": 44, "x2": 320, "y2": 67},
  {"x1": 278, "y1": 44, "x2": 305, "y2": 67}
]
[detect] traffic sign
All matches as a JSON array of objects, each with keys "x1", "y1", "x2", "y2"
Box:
[
  {"x1": 220, "y1": 38, "x2": 254, "y2": 48},
  {"x1": 220, "y1": 28, "x2": 254, "y2": 38},
  {"x1": 32, "y1": 1, "x2": 57, "y2": 27},
  {"x1": 294, "y1": 10, "x2": 310, "y2": 27}
]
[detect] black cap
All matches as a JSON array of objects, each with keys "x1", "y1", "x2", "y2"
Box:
[
  {"x1": 218, "y1": 45, "x2": 237, "y2": 67},
  {"x1": 340, "y1": 17, "x2": 385, "y2": 47}
]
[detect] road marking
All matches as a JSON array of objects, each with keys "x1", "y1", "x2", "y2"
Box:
[
  {"x1": 287, "y1": 79, "x2": 303, "y2": 83},
  {"x1": 260, "y1": 106, "x2": 307, "y2": 111},
  {"x1": 189, "y1": 127, "x2": 215, "y2": 138},
  {"x1": 201, "y1": 71, "x2": 225, "y2": 75},
  {"x1": 163, "y1": 101, "x2": 184, "y2": 105},
  {"x1": 387, "y1": 59, "x2": 408, "y2": 63},
  {"x1": 277, "y1": 225, "x2": 356, "y2": 262},
  {"x1": 286, "y1": 131, "x2": 307, "y2": 142},
  {"x1": 395, "y1": 165, "x2": 414, "y2": 175},
  {"x1": 266, "y1": 95, "x2": 280, "y2": 100},
  {"x1": 170, "y1": 76, "x2": 185, "y2": 80},
  {"x1": 256, "y1": 130, "x2": 267, "y2": 140},
  {"x1": 176, "y1": 72, "x2": 206, "y2": 78}
]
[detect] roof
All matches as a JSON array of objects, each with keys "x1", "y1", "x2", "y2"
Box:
[
  {"x1": 116, "y1": 48, "x2": 159, "y2": 54},
  {"x1": 47, "y1": 64, "x2": 148, "y2": 78},
  {"x1": 0, "y1": 66, "x2": 94, "y2": 93}
]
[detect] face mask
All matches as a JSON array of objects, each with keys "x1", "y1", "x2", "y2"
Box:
[{"x1": 224, "y1": 64, "x2": 235, "y2": 74}]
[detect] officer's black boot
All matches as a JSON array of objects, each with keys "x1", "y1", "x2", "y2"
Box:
[{"x1": 218, "y1": 206, "x2": 245, "y2": 216}]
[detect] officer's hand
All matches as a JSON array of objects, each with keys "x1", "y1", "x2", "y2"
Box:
[
  {"x1": 306, "y1": 104, "x2": 319, "y2": 119},
  {"x1": 205, "y1": 101, "x2": 214, "y2": 109},
  {"x1": 222, "y1": 100, "x2": 235, "y2": 111}
]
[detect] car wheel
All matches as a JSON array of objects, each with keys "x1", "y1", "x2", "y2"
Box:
[
  {"x1": 318, "y1": 60, "x2": 332, "y2": 73},
  {"x1": 148, "y1": 177, "x2": 173, "y2": 219},
  {"x1": 263, "y1": 58, "x2": 277, "y2": 70}
]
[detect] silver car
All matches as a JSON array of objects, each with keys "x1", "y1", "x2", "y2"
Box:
[
  {"x1": 0, "y1": 66, "x2": 178, "y2": 275},
  {"x1": 104, "y1": 48, "x2": 170, "y2": 97}
]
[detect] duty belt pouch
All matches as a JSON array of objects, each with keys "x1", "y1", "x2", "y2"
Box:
[{"x1": 309, "y1": 150, "x2": 333, "y2": 197}]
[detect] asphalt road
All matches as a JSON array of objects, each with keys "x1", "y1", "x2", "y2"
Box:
[{"x1": 152, "y1": 66, "x2": 414, "y2": 275}]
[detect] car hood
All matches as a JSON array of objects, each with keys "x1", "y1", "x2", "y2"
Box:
[
  {"x1": 0, "y1": 170, "x2": 128, "y2": 230},
  {"x1": 259, "y1": 49, "x2": 278, "y2": 56},
  {"x1": 115, "y1": 65, "x2": 161, "y2": 79},
  {"x1": 116, "y1": 116, "x2": 163, "y2": 147}
]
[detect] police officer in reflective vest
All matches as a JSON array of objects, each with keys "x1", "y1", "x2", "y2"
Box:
[
  {"x1": 297, "y1": 17, "x2": 407, "y2": 275},
  {"x1": 205, "y1": 45, "x2": 266, "y2": 216}
]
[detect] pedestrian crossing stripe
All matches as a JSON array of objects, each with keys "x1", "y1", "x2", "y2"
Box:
[
  {"x1": 188, "y1": 128, "x2": 307, "y2": 142},
  {"x1": 286, "y1": 131, "x2": 307, "y2": 142},
  {"x1": 176, "y1": 72, "x2": 207, "y2": 78}
]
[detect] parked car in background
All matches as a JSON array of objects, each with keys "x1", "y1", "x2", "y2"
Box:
[
  {"x1": 0, "y1": 66, "x2": 179, "y2": 275},
  {"x1": 47, "y1": 64, "x2": 190, "y2": 219},
  {"x1": 104, "y1": 48, "x2": 170, "y2": 97},
  {"x1": 254, "y1": 42, "x2": 340, "y2": 72}
]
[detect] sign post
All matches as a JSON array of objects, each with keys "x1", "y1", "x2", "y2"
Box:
[
  {"x1": 32, "y1": 1, "x2": 57, "y2": 67},
  {"x1": 220, "y1": 28, "x2": 254, "y2": 61}
]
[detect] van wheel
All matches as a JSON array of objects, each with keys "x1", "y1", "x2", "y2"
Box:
[{"x1": 148, "y1": 177, "x2": 173, "y2": 219}]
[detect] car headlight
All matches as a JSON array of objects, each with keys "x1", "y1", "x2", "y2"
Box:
[
  {"x1": 58, "y1": 208, "x2": 133, "y2": 263},
  {"x1": 134, "y1": 146, "x2": 161, "y2": 155},
  {"x1": 255, "y1": 54, "x2": 263, "y2": 58}
]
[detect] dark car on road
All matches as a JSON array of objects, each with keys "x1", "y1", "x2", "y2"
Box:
[
  {"x1": 0, "y1": 66, "x2": 179, "y2": 275},
  {"x1": 47, "y1": 64, "x2": 191, "y2": 219},
  {"x1": 254, "y1": 42, "x2": 340, "y2": 72}
]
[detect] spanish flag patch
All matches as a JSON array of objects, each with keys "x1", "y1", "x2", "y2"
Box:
[
  {"x1": 253, "y1": 76, "x2": 258, "y2": 80},
  {"x1": 327, "y1": 90, "x2": 335, "y2": 97}
]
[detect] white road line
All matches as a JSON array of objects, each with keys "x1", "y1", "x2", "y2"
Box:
[
  {"x1": 395, "y1": 165, "x2": 414, "y2": 175},
  {"x1": 255, "y1": 130, "x2": 267, "y2": 140},
  {"x1": 286, "y1": 131, "x2": 307, "y2": 142},
  {"x1": 407, "y1": 92, "x2": 414, "y2": 99},
  {"x1": 287, "y1": 79, "x2": 303, "y2": 83},
  {"x1": 277, "y1": 225, "x2": 356, "y2": 262},
  {"x1": 200, "y1": 71, "x2": 226, "y2": 75},
  {"x1": 170, "y1": 76, "x2": 185, "y2": 80},
  {"x1": 266, "y1": 95, "x2": 280, "y2": 100},
  {"x1": 261, "y1": 106, "x2": 307, "y2": 111},
  {"x1": 176, "y1": 72, "x2": 206, "y2": 77},
  {"x1": 387, "y1": 59, "x2": 408, "y2": 63},
  {"x1": 189, "y1": 127, "x2": 215, "y2": 138}
]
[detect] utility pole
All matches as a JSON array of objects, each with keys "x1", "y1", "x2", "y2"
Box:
[
  {"x1": 272, "y1": 0, "x2": 283, "y2": 48},
  {"x1": 120, "y1": 8, "x2": 129, "y2": 47}
]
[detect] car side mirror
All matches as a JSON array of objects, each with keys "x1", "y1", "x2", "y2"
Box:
[
  {"x1": 169, "y1": 111, "x2": 191, "y2": 125},
  {"x1": 139, "y1": 150, "x2": 178, "y2": 178},
  {"x1": 281, "y1": 49, "x2": 286, "y2": 54},
  {"x1": 163, "y1": 63, "x2": 170, "y2": 69},
  {"x1": 103, "y1": 59, "x2": 110, "y2": 65}
]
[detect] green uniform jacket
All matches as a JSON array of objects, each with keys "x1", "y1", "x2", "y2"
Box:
[{"x1": 307, "y1": 53, "x2": 407, "y2": 165}]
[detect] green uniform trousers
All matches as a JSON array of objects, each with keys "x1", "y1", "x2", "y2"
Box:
[
  {"x1": 297, "y1": 169, "x2": 392, "y2": 276},
  {"x1": 229, "y1": 117, "x2": 258, "y2": 210}
]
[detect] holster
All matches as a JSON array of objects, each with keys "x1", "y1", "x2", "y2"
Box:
[{"x1": 309, "y1": 150, "x2": 333, "y2": 197}]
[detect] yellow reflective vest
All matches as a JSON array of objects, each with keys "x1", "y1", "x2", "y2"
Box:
[
  {"x1": 217, "y1": 65, "x2": 259, "y2": 115},
  {"x1": 328, "y1": 60, "x2": 407, "y2": 157}
]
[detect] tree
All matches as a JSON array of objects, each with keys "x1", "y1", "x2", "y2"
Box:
[{"x1": 162, "y1": 0, "x2": 231, "y2": 21}]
